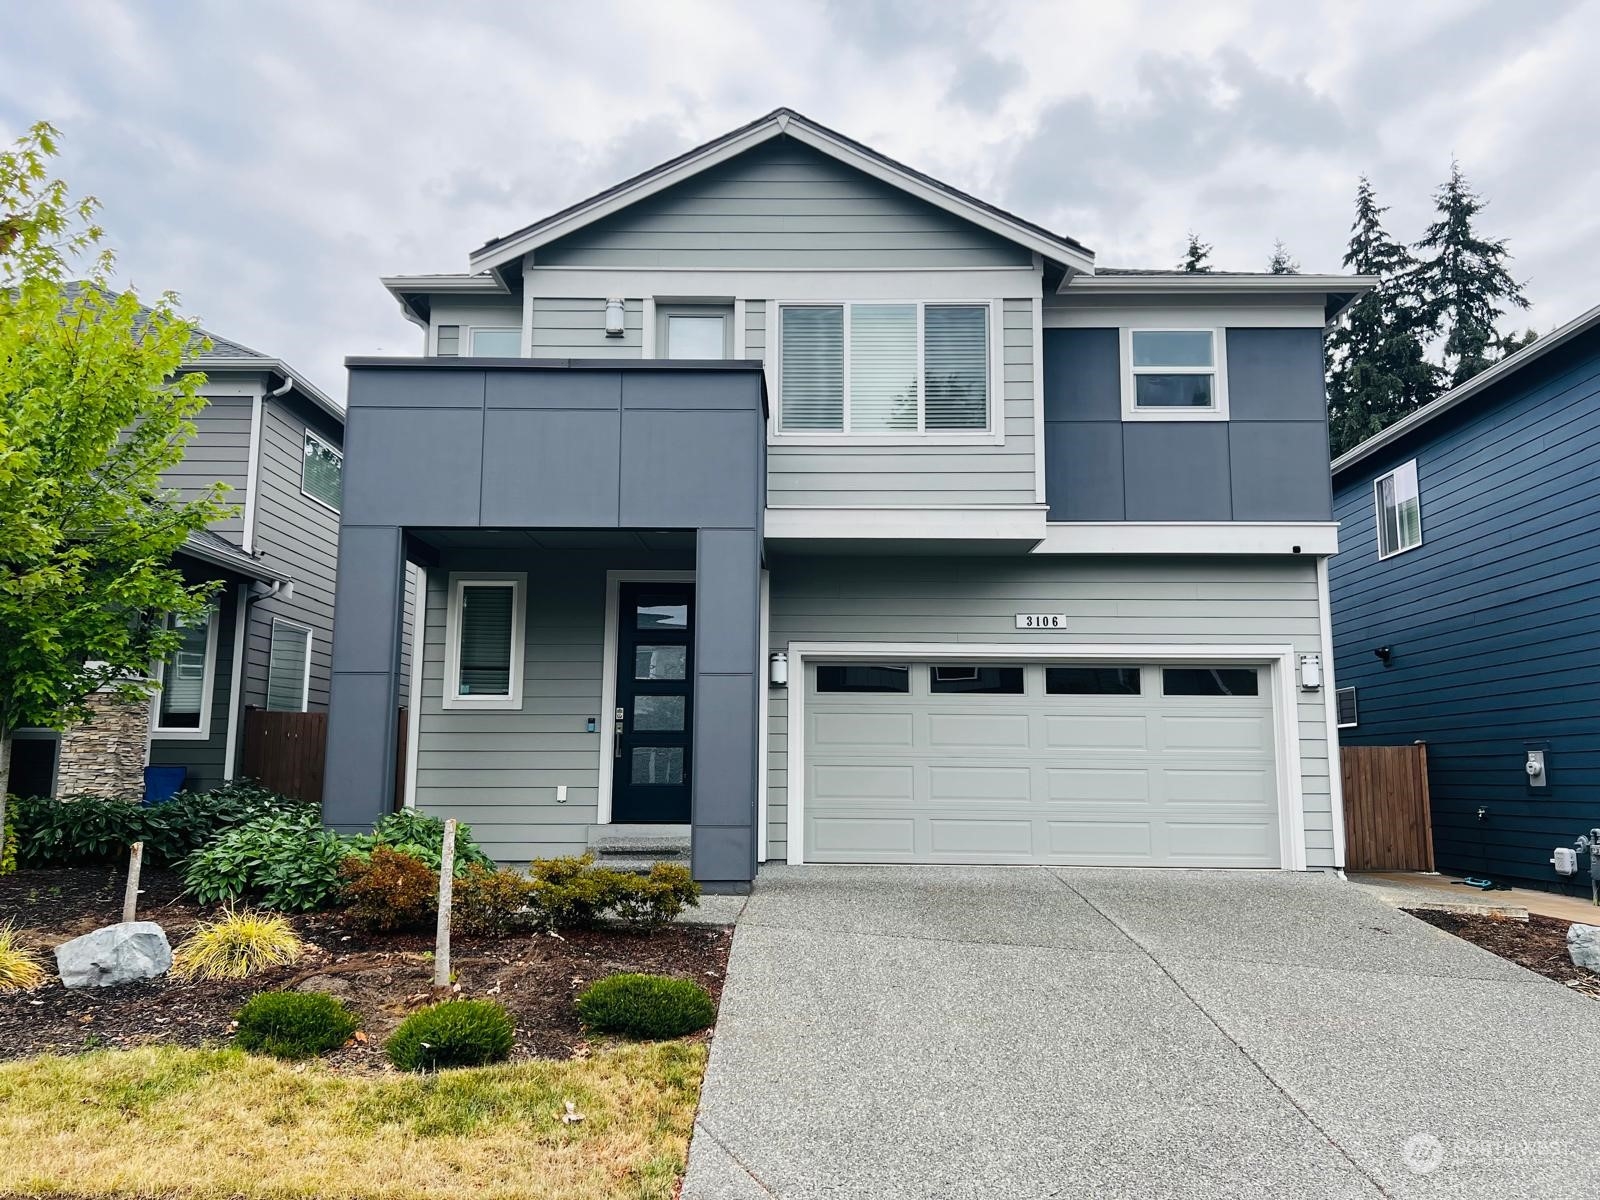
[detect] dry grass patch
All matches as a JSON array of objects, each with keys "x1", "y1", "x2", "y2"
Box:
[{"x1": 0, "y1": 1041, "x2": 706, "y2": 1200}]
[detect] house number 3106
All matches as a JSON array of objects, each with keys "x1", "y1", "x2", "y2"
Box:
[{"x1": 1014, "y1": 614, "x2": 1066, "y2": 629}]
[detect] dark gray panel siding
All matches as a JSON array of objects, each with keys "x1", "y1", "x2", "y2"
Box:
[
  {"x1": 536, "y1": 137, "x2": 1032, "y2": 271},
  {"x1": 243, "y1": 399, "x2": 343, "y2": 713},
  {"x1": 1042, "y1": 328, "x2": 1333, "y2": 522},
  {"x1": 1329, "y1": 335, "x2": 1600, "y2": 890}
]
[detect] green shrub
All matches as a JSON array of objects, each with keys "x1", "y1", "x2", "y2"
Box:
[
  {"x1": 339, "y1": 846, "x2": 438, "y2": 932},
  {"x1": 183, "y1": 808, "x2": 350, "y2": 911},
  {"x1": 343, "y1": 810, "x2": 494, "y2": 873},
  {"x1": 453, "y1": 864, "x2": 534, "y2": 938},
  {"x1": 611, "y1": 863, "x2": 701, "y2": 927},
  {"x1": 526, "y1": 855, "x2": 700, "y2": 929},
  {"x1": 235, "y1": 991, "x2": 360, "y2": 1059},
  {"x1": 575, "y1": 973, "x2": 715, "y2": 1039},
  {"x1": 0, "y1": 815, "x2": 15, "y2": 876},
  {"x1": 386, "y1": 999, "x2": 514, "y2": 1071},
  {"x1": 10, "y1": 780, "x2": 305, "y2": 869}
]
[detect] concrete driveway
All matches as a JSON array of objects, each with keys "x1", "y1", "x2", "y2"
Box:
[{"x1": 683, "y1": 866, "x2": 1597, "y2": 1199}]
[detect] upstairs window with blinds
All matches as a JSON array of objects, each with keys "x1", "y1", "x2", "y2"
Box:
[
  {"x1": 266, "y1": 620, "x2": 312, "y2": 712},
  {"x1": 302, "y1": 432, "x2": 343, "y2": 511},
  {"x1": 777, "y1": 302, "x2": 990, "y2": 434},
  {"x1": 444, "y1": 574, "x2": 525, "y2": 709}
]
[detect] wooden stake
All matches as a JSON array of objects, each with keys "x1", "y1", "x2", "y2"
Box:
[
  {"x1": 122, "y1": 842, "x2": 144, "y2": 924},
  {"x1": 433, "y1": 819, "x2": 457, "y2": 989}
]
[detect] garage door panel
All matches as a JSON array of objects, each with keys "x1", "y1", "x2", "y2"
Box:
[
  {"x1": 1164, "y1": 767, "x2": 1275, "y2": 808},
  {"x1": 1045, "y1": 767, "x2": 1151, "y2": 804},
  {"x1": 928, "y1": 712, "x2": 1030, "y2": 749},
  {"x1": 1160, "y1": 714, "x2": 1273, "y2": 753},
  {"x1": 928, "y1": 764, "x2": 1032, "y2": 803},
  {"x1": 1164, "y1": 820, "x2": 1278, "y2": 864},
  {"x1": 1045, "y1": 821, "x2": 1154, "y2": 859},
  {"x1": 811, "y1": 763, "x2": 914, "y2": 803},
  {"x1": 928, "y1": 819, "x2": 1034, "y2": 857},
  {"x1": 811, "y1": 816, "x2": 915, "y2": 856},
  {"x1": 1043, "y1": 714, "x2": 1149, "y2": 751},
  {"x1": 813, "y1": 711, "x2": 913, "y2": 748}
]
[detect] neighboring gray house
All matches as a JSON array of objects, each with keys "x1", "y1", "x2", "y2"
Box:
[
  {"x1": 8, "y1": 325, "x2": 351, "y2": 799},
  {"x1": 327, "y1": 108, "x2": 1373, "y2": 892}
]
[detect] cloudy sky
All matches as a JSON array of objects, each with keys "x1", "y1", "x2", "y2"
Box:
[{"x1": 4, "y1": 0, "x2": 1595, "y2": 401}]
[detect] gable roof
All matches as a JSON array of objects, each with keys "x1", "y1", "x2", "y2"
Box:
[
  {"x1": 1331, "y1": 302, "x2": 1600, "y2": 478},
  {"x1": 468, "y1": 108, "x2": 1096, "y2": 278}
]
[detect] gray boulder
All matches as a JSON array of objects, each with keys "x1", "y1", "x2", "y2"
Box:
[
  {"x1": 55, "y1": 922, "x2": 172, "y2": 988},
  {"x1": 1567, "y1": 923, "x2": 1600, "y2": 972}
]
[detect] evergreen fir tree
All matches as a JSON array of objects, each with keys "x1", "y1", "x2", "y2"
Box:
[
  {"x1": 1178, "y1": 232, "x2": 1212, "y2": 273},
  {"x1": 1410, "y1": 160, "x2": 1529, "y2": 386},
  {"x1": 1267, "y1": 239, "x2": 1299, "y2": 274},
  {"x1": 1325, "y1": 177, "x2": 1440, "y2": 457}
]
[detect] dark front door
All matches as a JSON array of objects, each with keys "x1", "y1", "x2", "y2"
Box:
[{"x1": 612, "y1": 581, "x2": 694, "y2": 823}]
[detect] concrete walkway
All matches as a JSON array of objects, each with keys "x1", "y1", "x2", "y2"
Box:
[
  {"x1": 683, "y1": 866, "x2": 1598, "y2": 1199},
  {"x1": 1351, "y1": 870, "x2": 1600, "y2": 924}
]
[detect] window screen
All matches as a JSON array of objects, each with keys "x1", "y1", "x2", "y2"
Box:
[
  {"x1": 815, "y1": 664, "x2": 910, "y2": 693},
  {"x1": 1046, "y1": 666, "x2": 1141, "y2": 695},
  {"x1": 1162, "y1": 667, "x2": 1259, "y2": 697},
  {"x1": 930, "y1": 666, "x2": 1025, "y2": 694},
  {"x1": 302, "y1": 433, "x2": 342, "y2": 511},
  {"x1": 457, "y1": 584, "x2": 515, "y2": 696},
  {"x1": 266, "y1": 622, "x2": 311, "y2": 712},
  {"x1": 1336, "y1": 686, "x2": 1359, "y2": 728}
]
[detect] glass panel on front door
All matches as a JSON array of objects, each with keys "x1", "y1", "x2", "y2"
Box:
[{"x1": 613, "y1": 582, "x2": 694, "y2": 823}]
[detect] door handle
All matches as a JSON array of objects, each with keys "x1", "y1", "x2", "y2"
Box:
[{"x1": 613, "y1": 706, "x2": 625, "y2": 759}]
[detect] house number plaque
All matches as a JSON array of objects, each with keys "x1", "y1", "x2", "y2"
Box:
[{"x1": 1014, "y1": 614, "x2": 1066, "y2": 629}]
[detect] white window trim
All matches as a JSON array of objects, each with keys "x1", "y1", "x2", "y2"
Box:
[
  {"x1": 1373, "y1": 459, "x2": 1423, "y2": 560},
  {"x1": 1336, "y1": 685, "x2": 1359, "y2": 730},
  {"x1": 1120, "y1": 327, "x2": 1229, "y2": 422},
  {"x1": 266, "y1": 617, "x2": 314, "y2": 713},
  {"x1": 431, "y1": 324, "x2": 522, "y2": 357},
  {"x1": 300, "y1": 430, "x2": 343, "y2": 514},
  {"x1": 770, "y1": 298, "x2": 1003, "y2": 446},
  {"x1": 442, "y1": 572, "x2": 526, "y2": 711},
  {"x1": 782, "y1": 642, "x2": 1306, "y2": 871},
  {"x1": 150, "y1": 608, "x2": 220, "y2": 740}
]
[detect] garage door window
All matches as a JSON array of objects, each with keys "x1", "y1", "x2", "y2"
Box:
[
  {"x1": 1046, "y1": 666, "x2": 1141, "y2": 695},
  {"x1": 930, "y1": 666, "x2": 1024, "y2": 694},
  {"x1": 1162, "y1": 667, "x2": 1259, "y2": 697},
  {"x1": 816, "y1": 664, "x2": 910, "y2": 693}
]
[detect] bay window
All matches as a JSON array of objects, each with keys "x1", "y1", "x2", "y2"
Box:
[{"x1": 777, "y1": 302, "x2": 991, "y2": 435}]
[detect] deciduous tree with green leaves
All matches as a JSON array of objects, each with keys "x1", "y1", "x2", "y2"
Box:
[
  {"x1": 0, "y1": 122, "x2": 230, "y2": 834},
  {"x1": 1325, "y1": 176, "x2": 1439, "y2": 457}
]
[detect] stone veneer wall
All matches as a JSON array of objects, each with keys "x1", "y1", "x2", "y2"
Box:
[{"x1": 54, "y1": 691, "x2": 150, "y2": 798}]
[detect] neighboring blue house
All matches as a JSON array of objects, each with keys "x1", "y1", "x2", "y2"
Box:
[{"x1": 1329, "y1": 304, "x2": 1600, "y2": 891}]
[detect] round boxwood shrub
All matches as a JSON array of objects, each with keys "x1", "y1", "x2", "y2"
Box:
[
  {"x1": 235, "y1": 990, "x2": 360, "y2": 1059},
  {"x1": 575, "y1": 973, "x2": 715, "y2": 1039},
  {"x1": 386, "y1": 999, "x2": 514, "y2": 1072}
]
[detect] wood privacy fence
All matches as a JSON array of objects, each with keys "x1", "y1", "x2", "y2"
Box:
[
  {"x1": 1341, "y1": 743, "x2": 1435, "y2": 871},
  {"x1": 240, "y1": 707, "x2": 408, "y2": 810}
]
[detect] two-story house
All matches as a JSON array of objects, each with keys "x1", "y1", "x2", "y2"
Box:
[
  {"x1": 6, "y1": 320, "x2": 350, "y2": 801},
  {"x1": 1330, "y1": 303, "x2": 1600, "y2": 892},
  {"x1": 324, "y1": 109, "x2": 1373, "y2": 892}
]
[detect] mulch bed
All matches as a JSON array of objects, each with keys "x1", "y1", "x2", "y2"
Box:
[
  {"x1": 0, "y1": 867, "x2": 733, "y2": 1066},
  {"x1": 1407, "y1": 908, "x2": 1600, "y2": 997}
]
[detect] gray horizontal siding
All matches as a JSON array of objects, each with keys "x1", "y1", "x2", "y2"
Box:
[
  {"x1": 243, "y1": 400, "x2": 341, "y2": 714},
  {"x1": 164, "y1": 391, "x2": 253, "y2": 536},
  {"x1": 764, "y1": 555, "x2": 1330, "y2": 866},
  {"x1": 414, "y1": 547, "x2": 693, "y2": 864},
  {"x1": 536, "y1": 137, "x2": 1032, "y2": 270},
  {"x1": 529, "y1": 297, "x2": 641, "y2": 358},
  {"x1": 763, "y1": 297, "x2": 1039, "y2": 507}
]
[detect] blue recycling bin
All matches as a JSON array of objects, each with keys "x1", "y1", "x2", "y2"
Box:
[{"x1": 143, "y1": 765, "x2": 188, "y2": 805}]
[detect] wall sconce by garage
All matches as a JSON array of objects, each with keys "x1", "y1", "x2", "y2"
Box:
[
  {"x1": 604, "y1": 297, "x2": 626, "y2": 338},
  {"x1": 1298, "y1": 653, "x2": 1322, "y2": 691},
  {"x1": 1373, "y1": 646, "x2": 1393, "y2": 667},
  {"x1": 769, "y1": 651, "x2": 788, "y2": 687}
]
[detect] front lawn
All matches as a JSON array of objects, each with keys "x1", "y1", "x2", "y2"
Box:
[{"x1": 0, "y1": 1042, "x2": 705, "y2": 1200}]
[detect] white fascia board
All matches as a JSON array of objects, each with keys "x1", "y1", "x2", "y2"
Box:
[
  {"x1": 764, "y1": 505, "x2": 1048, "y2": 542},
  {"x1": 1034, "y1": 522, "x2": 1340, "y2": 556},
  {"x1": 1058, "y1": 273, "x2": 1378, "y2": 298},
  {"x1": 190, "y1": 358, "x2": 344, "y2": 426},
  {"x1": 1331, "y1": 301, "x2": 1600, "y2": 477},
  {"x1": 380, "y1": 273, "x2": 509, "y2": 330},
  {"x1": 469, "y1": 114, "x2": 1093, "y2": 277},
  {"x1": 524, "y1": 265, "x2": 1040, "y2": 300}
]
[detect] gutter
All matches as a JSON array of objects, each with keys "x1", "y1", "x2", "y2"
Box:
[{"x1": 184, "y1": 356, "x2": 344, "y2": 426}]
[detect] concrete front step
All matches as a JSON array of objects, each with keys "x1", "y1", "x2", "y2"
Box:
[{"x1": 587, "y1": 824, "x2": 690, "y2": 871}]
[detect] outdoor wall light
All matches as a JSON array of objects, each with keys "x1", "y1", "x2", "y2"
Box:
[
  {"x1": 604, "y1": 297, "x2": 626, "y2": 337},
  {"x1": 769, "y1": 651, "x2": 789, "y2": 687},
  {"x1": 1374, "y1": 646, "x2": 1393, "y2": 667}
]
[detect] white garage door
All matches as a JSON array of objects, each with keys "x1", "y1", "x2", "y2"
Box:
[{"x1": 802, "y1": 661, "x2": 1281, "y2": 867}]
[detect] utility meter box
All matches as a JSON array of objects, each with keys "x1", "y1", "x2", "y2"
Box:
[{"x1": 1552, "y1": 847, "x2": 1578, "y2": 875}]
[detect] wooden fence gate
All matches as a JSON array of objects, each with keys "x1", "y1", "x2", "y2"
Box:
[
  {"x1": 1341, "y1": 743, "x2": 1435, "y2": 871},
  {"x1": 241, "y1": 708, "x2": 408, "y2": 808}
]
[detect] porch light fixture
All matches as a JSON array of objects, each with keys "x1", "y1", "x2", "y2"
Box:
[
  {"x1": 604, "y1": 297, "x2": 626, "y2": 337},
  {"x1": 769, "y1": 651, "x2": 788, "y2": 687}
]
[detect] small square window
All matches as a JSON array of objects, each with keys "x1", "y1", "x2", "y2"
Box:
[
  {"x1": 930, "y1": 666, "x2": 1024, "y2": 695},
  {"x1": 436, "y1": 325, "x2": 460, "y2": 356},
  {"x1": 1375, "y1": 460, "x2": 1422, "y2": 558},
  {"x1": 1336, "y1": 687, "x2": 1359, "y2": 728},
  {"x1": 816, "y1": 664, "x2": 909, "y2": 693},
  {"x1": 1163, "y1": 667, "x2": 1259, "y2": 697},
  {"x1": 444, "y1": 574, "x2": 525, "y2": 710},
  {"x1": 1126, "y1": 328, "x2": 1225, "y2": 419},
  {"x1": 469, "y1": 328, "x2": 521, "y2": 357},
  {"x1": 1047, "y1": 667, "x2": 1141, "y2": 695}
]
